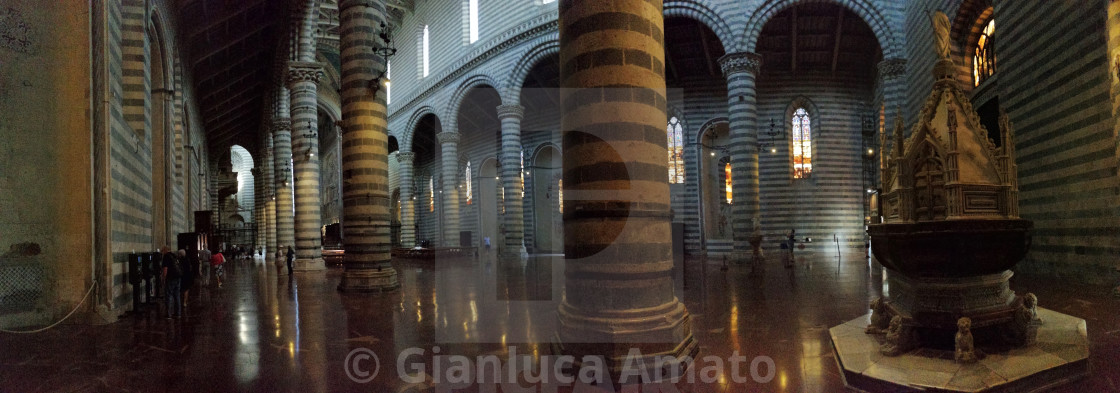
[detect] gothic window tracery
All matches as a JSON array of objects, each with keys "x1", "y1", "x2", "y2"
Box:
[
  {"x1": 973, "y1": 18, "x2": 995, "y2": 86},
  {"x1": 667, "y1": 116, "x2": 684, "y2": 184},
  {"x1": 792, "y1": 108, "x2": 813, "y2": 179}
]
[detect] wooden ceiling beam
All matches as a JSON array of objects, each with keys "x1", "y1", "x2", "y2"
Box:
[
  {"x1": 187, "y1": 0, "x2": 267, "y2": 41},
  {"x1": 831, "y1": 7, "x2": 845, "y2": 73},
  {"x1": 191, "y1": 24, "x2": 272, "y2": 66},
  {"x1": 791, "y1": 6, "x2": 798, "y2": 73},
  {"x1": 697, "y1": 20, "x2": 718, "y2": 77}
]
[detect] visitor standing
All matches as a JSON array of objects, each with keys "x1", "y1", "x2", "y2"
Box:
[
  {"x1": 210, "y1": 248, "x2": 226, "y2": 288},
  {"x1": 160, "y1": 246, "x2": 182, "y2": 319},
  {"x1": 785, "y1": 229, "x2": 797, "y2": 268},
  {"x1": 286, "y1": 246, "x2": 295, "y2": 276},
  {"x1": 178, "y1": 249, "x2": 197, "y2": 309}
]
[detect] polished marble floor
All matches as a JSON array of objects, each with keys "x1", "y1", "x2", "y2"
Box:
[{"x1": 1, "y1": 251, "x2": 1117, "y2": 392}]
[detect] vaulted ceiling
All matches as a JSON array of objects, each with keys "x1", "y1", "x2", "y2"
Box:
[
  {"x1": 181, "y1": 0, "x2": 414, "y2": 154},
  {"x1": 757, "y1": 3, "x2": 882, "y2": 75}
]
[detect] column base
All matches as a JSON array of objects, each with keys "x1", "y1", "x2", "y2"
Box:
[
  {"x1": 552, "y1": 300, "x2": 699, "y2": 384},
  {"x1": 338, "y1": 268, "x2": 400, "y2": 293},
  {"x1": 294, "y1": 257, "x2": 326, "y2": 271}
]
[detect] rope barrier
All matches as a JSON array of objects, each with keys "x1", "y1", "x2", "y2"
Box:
[{"x1": 0, "y1": 280, "x2": 97, "y2": 334}]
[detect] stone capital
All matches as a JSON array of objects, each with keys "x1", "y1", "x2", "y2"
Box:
[
  {"x1": 287, "y1": 62, "x2": 325, "y2": 86},
  {"x1": 496, "y1": 104, "x2": 525, "y2": 120},
  {"x1": 878, "y1": 58, "x2": 907, "y2": 80},
  {"x1": 436, "y1": 132, "x2": 460, "y2": 145},
  {"x1": 272, "y1": 119, "x2": 292, "y2": 131},
  {"x1": 338, "y1": 0, "x2": 376, "y2": 10},
  {"x1": 718, "y1": 52, "x2": 762, "y2": 77},
  {"x1": 396, "y1": 151, "x2": 415, "y2": 164}
]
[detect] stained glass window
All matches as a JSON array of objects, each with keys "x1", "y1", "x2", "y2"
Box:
[
  {"x1": 499, "y1": 181, "x2": 505, "y2": 214},
  {"x1": 429, "y1": 177, "x2": 434, "y2": 212},
  {"x1": 465, "y1": 161, "x2": 472, "y2": 205},
  {"x1": 724, "y1": 162, "x2": 732, "y2": 204},
  {"x1": 519, "y1": 151, "x2": 525, "y2": 198},
  {"x1": 973, "y1": 19, "x2": 995, "y2": 87},
  {"x1": 792, "y1": 108, "x2": 812, "y2": 179},
  {"x1": 667, "y1": 117, "x2": 684, "y2": 184},
  {"x1": 558, "y1": 179, "x2": 563, "y2": 213}
]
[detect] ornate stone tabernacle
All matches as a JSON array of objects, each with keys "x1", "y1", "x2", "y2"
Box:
[{"x1": 828, "y1": 11, "x2": 1089, "y2": 393}]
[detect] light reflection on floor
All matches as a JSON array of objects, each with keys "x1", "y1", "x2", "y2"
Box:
[{"x1": 0, "y1": 252, "x2": 1116, "y2": 392}]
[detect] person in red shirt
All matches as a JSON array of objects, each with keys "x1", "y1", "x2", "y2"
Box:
[{"x1": 210, "y1": 249, "x2": 226, "y2": 288}]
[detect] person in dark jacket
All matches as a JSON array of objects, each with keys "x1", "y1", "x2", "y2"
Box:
[
  {"x1": 159, "y1": 246, "x2": 182, "y2": 319},
  {"x1": 285, "y1": 246, "x2": 296, "y2": 276},
  {"x1": 179, "y1": 249, "x2": 198, "y2": 308}
]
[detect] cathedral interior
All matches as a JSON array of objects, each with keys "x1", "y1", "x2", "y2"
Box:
[{"x1": 0, "y1": 0, "x2": 1119, "y2": 391}]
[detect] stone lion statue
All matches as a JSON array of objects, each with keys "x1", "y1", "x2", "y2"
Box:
[{"x1": 955, "y1": 317, "x2": 978, "y2": 363}]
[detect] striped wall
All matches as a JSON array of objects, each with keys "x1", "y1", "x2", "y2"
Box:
[
  {"x1": 757, "y1": 71, "x2": 876, "y2": 252},
  {"x1": 995, "y1": 0, "x2": 1118, "y2": 284},
  {"x1": 98, "y1": 0, "x2": 214, "y2": 313}
]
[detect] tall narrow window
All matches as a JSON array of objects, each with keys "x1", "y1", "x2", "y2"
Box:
[
  {"x1": 465, "y1": 161, "x2": 472, "y2": 205},
  {"x1": 724, "y1": 162, "x2": 732, "y2": 204},
  {"x1": 519, "y1": 151, "x2": 525, "y2": 198},
  {"x1": 973, "y1": 19, "x2": 995, "y2": 86},
  {"x1": 386, "y1": 61, "x2": 392, "y2": 105},
  {"x1": 429, "y1": 177, "x2": 434, "y2": 212},
  {"x1": 468, "y1": 0, "x2": 479, "y2": 43},
  {"x1": 499, "y1": 180, "x2": 505, "y2": 214},
  {"x1": 421, "y1": 25, "x2": 430, "y2": 78},
  {"x1": 667, "y1": 116, "x2": 684, "y2": 184},
  {"x1": 557, "y1": 179, "x2": 563, "y2": 213},
  {"x1": 792, "y1": 108, "x2": 813, "y2": 179}
]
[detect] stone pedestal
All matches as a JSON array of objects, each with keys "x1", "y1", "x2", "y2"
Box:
[{"x1": 832, "y1": 308, "x2": 1089, "y2": 393}]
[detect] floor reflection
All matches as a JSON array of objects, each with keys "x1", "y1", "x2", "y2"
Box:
[{"x1": 0, "y1": 252, "x2": 1116, "y2": 392}]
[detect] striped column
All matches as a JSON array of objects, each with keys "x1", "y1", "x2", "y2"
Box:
[
  {"x1": 337, "y1": 0, "x2": 399, "y2": 292},
  {"x1": 264, "y1": 133, "x2": 277, "y2": 257},
  {"x1": 273, "y1": 115, "x2": 296, "y2": 268},
  {"x1": 554, "y1": 0, "x2": 697, "y2": 380},
  {"x1": 497, "y1": 104, "x2": 528, "y2": 259},
  {"x1": 718, "y1": 52, "x2": 763, "y2": 263},
  {"x1": 877, "y1": 58, "x2": 906, "y2": 154},
  {"x1": 437, "y1": 132, "x2": 461, "y2": 246},
  {"x1": 288, "y1": 62, "x2": 326, "y2": 271},
  {"x1": 397, "y1": 152, "x2": 417, "y2": 248}
]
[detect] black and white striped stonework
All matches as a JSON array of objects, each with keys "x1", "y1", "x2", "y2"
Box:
[
  {"x1": 437, "y1": 131, "x2": 461, "y2": 246},
  {"x1": 718, "y1": 52, "x2": 763, "y2": 261},
  {"x1": 263, "y1": 132, "x2": 277, "y2": 255},
  {"x1": 288, "y1": 62, "x2": 327, "y2": 271},
  {"x1": 497, "y1": 104, "x2": 527, "y2": 258},
  {"x1": 555, "y1": 0, "x2": 696, "y2": 377},
  {"x1": 337, "y1": 0, "x2": 399, "y2": 292},
  {"x1": 273, "y1": 110, "x2": 296, "y2": 266},
  {"x1": 397, "y1": 152, "x2": 417, "y2": 247}
]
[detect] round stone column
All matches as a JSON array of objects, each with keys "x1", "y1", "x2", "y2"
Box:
[
  {"x1": 718, "y1": 52, "x2": 763, "y2": 263},
  {"x1": 397, "y1": 152, "x2": 417, "y2": 248},
  {"x1": 272, "y1": 116, "x2": 296, "y2": 269},
  {"x1": 496, "y1": 103, "x2": 528, "y2": 259},
  {"x1": 554, "y1": 0, "x2": 697, "y2": 381},
  {"x1": 288, "y1": 62, "x2": 326, "y2": 271},
  {"x1": 263, "y1": 132, "x2": 277, "y2": 258},
  {"x1": 337, "y1": 0, "x2": 399, "y2": 292},
  {"x1": 437, "y1": 132, "x2": 461, "y2": 246}
]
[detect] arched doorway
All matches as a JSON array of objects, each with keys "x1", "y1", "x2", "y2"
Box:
[
  {"x1": 531, "y1": 145, "x2": 562, "y2": 254},
  {"x1": 478, "y1": 158, "x2": 500, "y2": 254}
]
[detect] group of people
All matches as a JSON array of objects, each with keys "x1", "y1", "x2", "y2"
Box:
[{"x1": 158, "y1": 246, "x2": 228, "y2": 319}]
